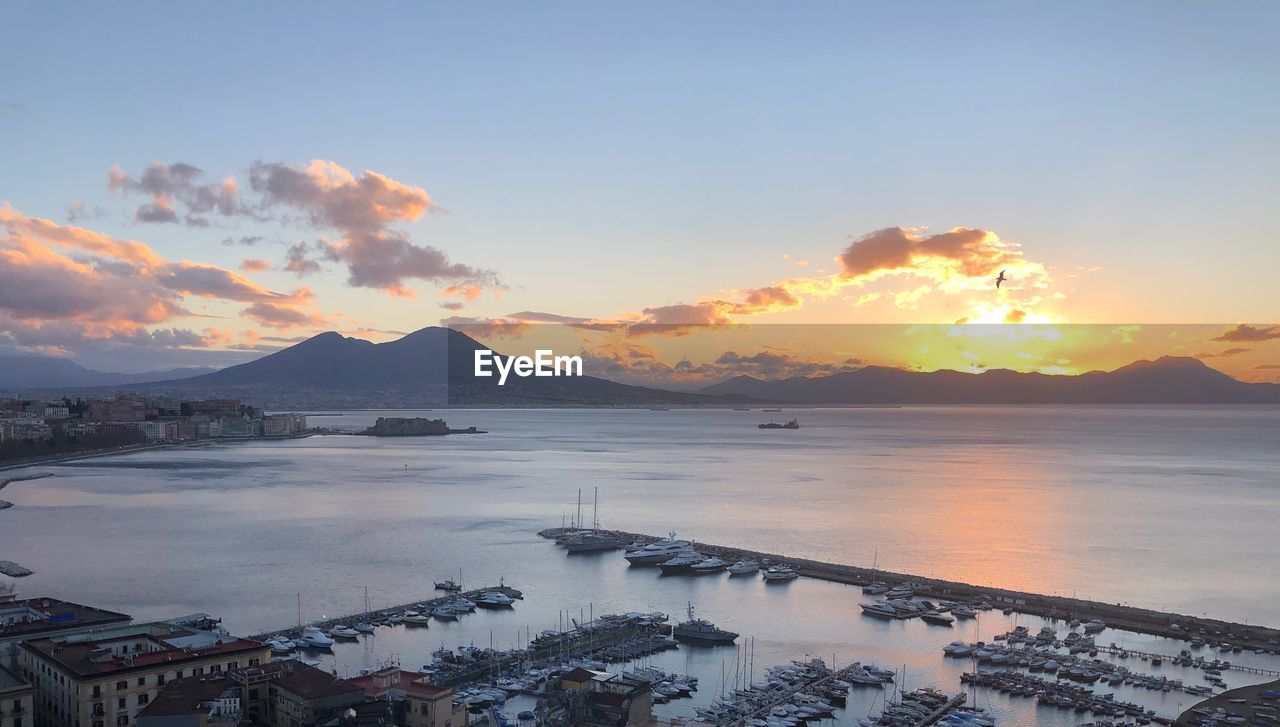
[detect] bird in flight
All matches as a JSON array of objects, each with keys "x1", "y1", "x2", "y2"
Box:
[{"x1": 995, "y1": 270, "x2": 1008, "y2": 289}]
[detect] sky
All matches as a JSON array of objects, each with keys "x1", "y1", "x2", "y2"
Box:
[{"x1": 2, "y1": 2, "x2": 1279, "y2": 380}]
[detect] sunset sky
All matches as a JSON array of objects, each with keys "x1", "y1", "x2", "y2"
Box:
[{"x1": 3, "y1": 3, "x2": 1278, "y2": 381}]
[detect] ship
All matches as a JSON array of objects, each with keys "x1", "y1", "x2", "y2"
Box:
[
  {"x1": 672, "y1": 603, "x2": 738, "y2": 644},
  {"x1": 758, "y1": 419, "x2": 799, "y2": 430}
]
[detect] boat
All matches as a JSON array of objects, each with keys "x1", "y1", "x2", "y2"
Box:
[
  {"x1": 885, "y1": 584, "x2": 915, "y2": 599},
  {"x1": 859, "y1": 602, "x2": 899, "y2": 619},
  {"x1": 672, "y1": 604, "x2": 738, "y2": 644},
  {"x1": 1083, "y1": 618, "x2": 1107, "y2": 633},
  {"x1": 299, "y1": 625, "x2": 334, "y2": 648},
  {"x1": 727, "y1": 560, "x2": 760, "y2": 575},
  {"x1": 354, "y1": 622, "x2": 376, "y2": 633},
  {"x1": 763, "y1": 408, "x2": 782, "y2": 412},
  {"x1": 658, "y1": 549, "x2": 706, "y2": 573},
  {"x1": 921, "y1": 611, "x2": 956, "y2": 626},
  {"x1": 430, "y1": 605, "x2": 461, "y2": 620},
  {"x1": 950, "y1": 604, "x2": 977, "y2": 619},
  {"x1": 329, "y1": 625, "x2": 360, "y2": 639},
  {"x1": 761, "y1": 565, "x2": 798, "y2": 581},
  {"x1": 690, "y1": 557, "x2": 729, "y2": 574},
  {"x1": 434, "y1": 579, "x2": 462, "y2": 592},
  {"x1": 475, "y1": 591, "x2": 516, "y2": 608},
  {"x1": 402, "y1": 610, "x2": 432, "y2": 625},
  {"x1": 563, "y1": 488, "x2": 624, "y2": 552},
  {"x1": 758, "y1": 419, "x2": 799, "y2": 430},
  {"x1": 268, "y1": 638, "x2": 294, "y2": 654},
  {"x1": 623, "y1": 532, "x2": 693, "y2": 565}
]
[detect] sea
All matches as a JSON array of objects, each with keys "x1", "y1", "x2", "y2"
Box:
[{"x1": 3, "y1": 406, "x2": 1279, "y2": 725}]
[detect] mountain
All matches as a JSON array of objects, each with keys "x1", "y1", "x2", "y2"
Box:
[
  {"x1": 699, "y1": 356, "x2": 1280, "y2": 404},
  {"x1": 0, "y1": 357, "x2": 216, "y2": 390},
  {"x1": 146, "y1": 327, "x2": 751, "y2": 407}
]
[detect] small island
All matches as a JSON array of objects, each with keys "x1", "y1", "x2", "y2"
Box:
[{"x1": 361, "y1": 417, "x2": 486, "y2": 436}]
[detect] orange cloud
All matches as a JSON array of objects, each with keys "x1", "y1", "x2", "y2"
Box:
[{"x1": 240, "y1": 258, "x2": 270, "y2": 273}]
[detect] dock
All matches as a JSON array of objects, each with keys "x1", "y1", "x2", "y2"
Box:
[
  {"x1": 1095, "y1": 645, "x2": 1280, "y2": 677},
  {"x1": 249, "y1": 585, "x2": 524, "y2": 642},
  {"x1": 539, "y1": 528, "x2": 1280, "y2": 653}
]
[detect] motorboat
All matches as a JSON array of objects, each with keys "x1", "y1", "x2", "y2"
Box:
[
  {"x1": 951, "y1": 604, "x2": 977, "y2": 619},
  {"x1": 268, "y1": 638, "x2": 295, "y2": 654},
  {"x1": 475, "y1": 591, "x2": 516, "y2": 608},
  {"x1": 727, "y1": 560, "x2": 760, "y2": 575},
  {"x1": 862, "y1": 581, "x2": 890, "y2": 595},
  {"x1": 860, "y1": 602, "x2": 899, "y2": 619},
  {"x1": 658, "y1": 549, "x2": 706, "y2": 573},
  {"x1": 402, "y1": 610, "x2": 432, "y2": 624},
  {"x1": 624, "y1": 532, "x2": 693, "y2": 564},
  {"x1": 299, "y1": 625, "x2": 334, "y2": 648},
  {"x1": 921, "y1": 611, "x2": 955, "y2": 626},
  {"x1": 431, "y1": 605, "x2": 461, "y2": 620},
  {"x1": 761, "y1": 565, "x2": 798, "y2": 581},
  {"x1": 672, "y1": 604, "x2": 738, "y2": 644},
  {"x1": 329, "y1": 625, "x2": 360, "y2": 639},
  {"x1": 942, "y1": 641, "x2": 974, "y2": 657},
  {"x1": 885, "y1": 584, "x2": 915, "y2": 599},
  {"x1": 690, "y1": 557, "x2": 729, "y2": 574},
  {"x1": 434, "y1": 579, "x2": 462, "y2": 592},
  {"x1": 1083, "y1": 618, "x2": 1107, "y2": 633}
]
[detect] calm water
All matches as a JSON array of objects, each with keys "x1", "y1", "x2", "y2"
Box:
[{"x1": 3, "y1": 406, "x2": 1279, "y2": 725}]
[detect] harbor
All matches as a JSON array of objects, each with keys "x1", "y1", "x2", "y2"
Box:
[{"x1": 539, "y1": 527, "x2": 1280, "y2": 655}]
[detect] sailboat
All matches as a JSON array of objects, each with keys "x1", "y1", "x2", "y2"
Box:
[{"x1": 563, "y1": 487, "x2": 623, "y2": 552}]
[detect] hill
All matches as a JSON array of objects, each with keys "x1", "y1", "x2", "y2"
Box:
[{"x1": 699, "y1": 356, "x2": 1280, "y2": 404}]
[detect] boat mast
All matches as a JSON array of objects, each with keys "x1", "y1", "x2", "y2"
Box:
[{"x1": 576, "y1": 488, "x2": 582, "y2": 530}]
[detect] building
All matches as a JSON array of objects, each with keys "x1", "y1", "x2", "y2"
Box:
[
  {"x1": 85, "y1": 396, "x2": 145, "y2": 424},
  {"x1": 1, "y1": 666, "x2": 34, "y2": 727},
  {"x1": 132, "y1": 422, "x2": 164, "y2": 443},
  {"x1": 345, "y1": 667, "x2": 462, "y2": 727},
  {"x1": 0, "y1": 599, "x2": 132, "y2": 672},
  {"x1": 162, "y1": 422, "x2": 197, "y2": 443},
  {"x1": 182, "y1": 402, "x2": 240, "y2": 419},
  {"x1": 19, "y1": 622, "x2": 269, "y2": 727},
  {"x1": 581, "y1": 680, "x2": 653, "y2": 727},
  {"x1": 260, "y1": 416, "x2": 305, "y2": 438},
  {"x1": 133, "y1": 676, "x2": 238, "y2": 727},
  {"x1": 231, "y1": 662, "x2": 363, "y2": 727}
]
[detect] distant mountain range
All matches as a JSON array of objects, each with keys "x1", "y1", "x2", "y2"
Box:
[
  {"x1": 0, "y1": 356, "x2": 216, "y2": 391},
  {"x1": 4, "y1": 328, "x2": 1277, "y2": 407},
  {"x1": 699, "y1": 356, "x2": 1280, "y2": 405}
]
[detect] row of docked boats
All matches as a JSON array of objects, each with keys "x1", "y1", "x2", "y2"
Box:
[
  {"x1": 693, "y1": 656, "x2": 848, "y2": 727},
  {"x1": 959, "y1": 670, "x2": 1171, "y2": 723},
  {"x1": 622, "y1": 533, "x2": 799, "y2": 581},
  {"x1": 860, "y1": 686, "x2": 994, "y2": 727}
]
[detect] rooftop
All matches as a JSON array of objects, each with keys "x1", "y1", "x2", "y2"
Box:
[
  {"x1": 236, "y1": 661, "x2": 361, "y2": 701},
  {"x1": 21, "y1": 624, "x2": 267, "y2": 679},
  {"x1": 345, "y1": 669, "x2": 450, "y2": 699},
  {"x1": 136, "y1": 675, "x2": 236, "y2": 718},
  {"x1": 0, "y1": 597, "x2": 131, "y2": 639}
]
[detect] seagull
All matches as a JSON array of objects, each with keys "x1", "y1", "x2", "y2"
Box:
[{"x1": 995, "y1": 270, "x2": 1008, "y2": 289}]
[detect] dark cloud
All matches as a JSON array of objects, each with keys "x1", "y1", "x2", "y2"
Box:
[
  {"x1": 221, "y1": 235, "x2": 264, "y2": 246},
  {"x1": 1211, "y1": 324, "x2": 1280, "y2": 343},
  {"x1": 66, "y1": 200, "x2": 107, "y2": 224},
  {"x1": 108, "y1": 162, "x2": 254, "y2": 227},
  {"x1": 283, "y1": 241, "x2": 322, "y2": 277}
]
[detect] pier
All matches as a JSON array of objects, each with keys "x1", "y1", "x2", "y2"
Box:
[
  {"x1": 539, "y1": 528, "x2": 1280, "y2": 653},
  {"x1": 249, "y1": 585, "x2": 525, "y2": 642},
  {"x1": 1094, "y1": 646, "x2": 1280, "y2": 677}
]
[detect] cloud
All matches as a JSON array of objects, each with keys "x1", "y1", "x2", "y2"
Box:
[
  {"x1": 108, "y1": 162, "x2": 253, "y2": 227},
  {"x1": 1254, "y1": 364, "x2": 1280, "y2": 370},
  {"x1": 441, "y1": 316, "x2": 533, "y2": 340},
  {"x1": 249, "y1": 160, "x2": 499, "y2": 297},
  {"x1": 282, "y1": 241, "x2": 323, "y2": 277},
  {"x1": 240, "y1": 258, "x2": 270, "y2": 273},
  {"x1": 838, "y1": 227, "x2": 1048, "y2": 291},
  {"x1": 221, "y1": 235, "x2": 264, "y2": 246},
  {"x1": 66, "y1": 200, "x2": 106, "y2": 224},
  {"x1": 1196, "y1": 347, "x2": 1251, "y2": 359},
  {"x1": 0, "y1": 205, "x2": 329, "y2": 354},
  {"x1": 1211, "y1": 324, "x2": 1280, "y2": 343}
]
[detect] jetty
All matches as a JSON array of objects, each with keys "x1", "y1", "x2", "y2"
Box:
[
  {"x1": 538, "y1": 528, "x2": 1280, "y2": 653},
  {"x1": 249, "y1": 585, "x2": 526, "y2": 642}
]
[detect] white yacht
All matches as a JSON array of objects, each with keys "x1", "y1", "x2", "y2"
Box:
[
  {"x1": 727, "y1": 560, "x2": 760, "y2": 575},
  {"x1": 299, "y1": 625, "x2": 335, "y2": 648},
  {"x1": 690, "y1": 557, "x2": 729, "y2": 574},
  {"x1": 475, "y1": 591, "x2": 516, "y2": 608},
  {"x1": 623, "y1": 532, "x2": 692, "y2": 564},
  {"x1": 354, "y1": 622, "x2": 376, "y2": 633},
  {"x1": 859, "y1": 602, "x2": 898, "y2": 619},
  {"x1": 268, "y1": 638, "x2": 294, "y2": 654},
  {"x1": 950, "y1": 604, "x2": 977, "y2": 619},
  {"x1": 761, "y1": 565, "x2": 798, "y2": 581},
  {"x1": 658, "y1": 549, "x2": 707, "y2": 573},
  {"x1": 402, "y1": 610, "x2": 432, "y2": 624},
  {"x1": 329, "y1": 625, "x2": 360, "y2": 639}
]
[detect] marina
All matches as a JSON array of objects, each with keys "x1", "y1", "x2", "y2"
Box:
[{"x1": 539, "y1": 528, "x2": 1280, "y2": 655}]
